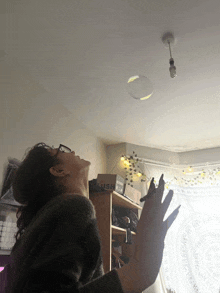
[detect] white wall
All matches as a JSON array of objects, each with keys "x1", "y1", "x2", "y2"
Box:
[
  {"x1": 1, "y1": 97, "x2": 107, "y2": 191},
  {"x1": 178, "y1": 147, "x2": 220, "y2": 165},
  {"x1": 1, "y1": 132, "x2": 106, "y2": 193},
  {"x1": 126, "y1": 143, "x2": 180, "y2": 165},
  {"x1": 105, "y1": 142, "x2": 180, "y2": 198}
]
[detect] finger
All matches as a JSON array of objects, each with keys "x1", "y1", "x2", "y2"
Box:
[
  {"x1": 140, "y1": 178, "x2": 156, "y2": 202},
  {"x1": 149, "y1": 177, "x2": 155, "y2": 192},
  {"x1": 157, "y1": 174, "x2": 165, "y2": 200},
  {"x1": 159, "y1": 174, "x2": 164, "y2": 183},
  {"x1": 162, "y1": 190, "x2": 174, "y2": 217},
  {"x1": 145, "y1": 178, "x2": 156, "y2": 199},
  {"x1": 162, "y1": 205, "x2": 181, "y2": 237}
]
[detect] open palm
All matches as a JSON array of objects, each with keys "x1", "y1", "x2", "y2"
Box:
[{"x1": 131, "y1": 174, "x2": 181, "y2": 288}]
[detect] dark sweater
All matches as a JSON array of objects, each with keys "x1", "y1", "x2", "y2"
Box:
[{"x1": 4, "y1": 194, "x2": 124, "y2": 292}]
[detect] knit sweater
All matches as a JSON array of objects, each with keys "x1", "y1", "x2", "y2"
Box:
[{"x1": 4, "y1": 194, "x2": 124, "y2": 292}]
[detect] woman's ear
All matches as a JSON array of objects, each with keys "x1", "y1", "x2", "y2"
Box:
[{"x1": 49, "y1": 166, "x2": 70, "y2": 177}]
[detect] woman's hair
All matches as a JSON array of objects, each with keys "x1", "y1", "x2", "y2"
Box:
[{"x1": 12, "y1": 142, "x2": 67, "y2": 241}]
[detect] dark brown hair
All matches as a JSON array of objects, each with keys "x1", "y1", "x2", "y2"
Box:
[{"x1": 12, "y1": 143, "x2": 67, "y2": 241}]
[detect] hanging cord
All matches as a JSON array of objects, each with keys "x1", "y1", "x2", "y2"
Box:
[{"x1": 168, "y1": 41, "x2": 172, "y2": 59}]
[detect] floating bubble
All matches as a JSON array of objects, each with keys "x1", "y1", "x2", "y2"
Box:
[{"x1": 127, "y1": 75, "x2": 153, "y2": 100}]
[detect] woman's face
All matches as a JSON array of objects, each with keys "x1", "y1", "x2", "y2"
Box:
[{"x1": 50, "y1": 148, "x2": 91, "y2": 173}]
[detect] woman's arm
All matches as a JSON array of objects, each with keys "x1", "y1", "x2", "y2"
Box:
[{"x1": 117, "y1": 175, "x2": 181, "y2": 293}]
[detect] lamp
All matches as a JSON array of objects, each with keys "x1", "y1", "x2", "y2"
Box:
[{"x1": 162, "y1": 32, "x2": 177, "y2": 78}]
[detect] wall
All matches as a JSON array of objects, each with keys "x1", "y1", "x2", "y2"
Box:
[
  {"x1": 0, "y1": 58, "x2": 107, "y2": 190},
  {"x1": 0, "y1": 99, "x2": 107, "y2": 191},
  {"x1": 178, "y1": 147, "x2": 220, "y2": 165},
  {"x1": 126, "y1": 143, "x2": 179, "y2": 165},
  {"x1": 105, "y1": 142, "x2": 180, "y2": 198},
  {"x1": 105, "y1": 143, "x2": 127, "y2": 179},
  {"x1": 106, "y1": 142, "x2": 220, "y2": 183}
]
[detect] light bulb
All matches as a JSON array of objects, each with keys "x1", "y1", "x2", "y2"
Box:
[
  {"x1": 127, "y1": 75, "x2": 153, "y2": 100},
  {"x1": 169, "y1": 58, "x2": 177, "y2": 78},
  {"x1": 169, "y1": 65, "x2": 177, "y2": 78}
]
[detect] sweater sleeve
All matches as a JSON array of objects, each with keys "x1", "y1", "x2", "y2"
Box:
[
  {"x1": 8, "y1": 194, "x2": 105, "y2": 292},
  {"x1": 28, "y1": 194, "x2": 104, "y2": 289},
  {"x1": 8, "y1": 194, "x2": 124, "y2": 293},
  {"x1": 78, "y1": 269, "x2": 124, "y2": 293}
]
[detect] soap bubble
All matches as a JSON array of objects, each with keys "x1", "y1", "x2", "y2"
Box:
[{"x1": 127, "y1": 75, "x2": 153, "y2": 100}]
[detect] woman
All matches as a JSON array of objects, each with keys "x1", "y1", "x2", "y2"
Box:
[{"x1": 4, "y1": 142, "x2": 180, "y2": 292}]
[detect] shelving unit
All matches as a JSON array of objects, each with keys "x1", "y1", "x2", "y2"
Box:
[{"x1": 89, "y1": 190, "x2": 142, "y2": 273}]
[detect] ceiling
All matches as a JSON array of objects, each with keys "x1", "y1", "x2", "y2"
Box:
[{"x1": 2, "y1": 0, "x2": 220, "y2": 153}]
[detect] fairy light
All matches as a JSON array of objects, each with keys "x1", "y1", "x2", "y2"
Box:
[
  {"x1": 121, "y1": 152, "x2": 147, "y2": 187},
  {"x1": 187, "y1": 166, "x2": 193, "y2": 173},
  {"x1": 121, "y1": 154, "x2": 220, "y2": 187}
]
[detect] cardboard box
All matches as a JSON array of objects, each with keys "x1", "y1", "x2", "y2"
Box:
[
  {"x1": 124, "y1": 184, "x2": 141, "y2": 205},
  {"x1": 97, "y1": 174, "x2": 125, "y2": 195}
]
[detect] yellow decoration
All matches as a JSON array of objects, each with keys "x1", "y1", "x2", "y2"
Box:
[
  {"x1": 123, "y1": 160, "x2": 130, "y2": 167},
  {"x1": 187, "y1": 166, "x2": 193, "y2": 172},
  {"x1": 122, "y1": 155, "x2": 220, "y2": 187}
]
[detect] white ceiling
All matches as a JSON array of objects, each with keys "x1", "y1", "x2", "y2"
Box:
[{"x1": 2, "y1": 0, "x2": 220, "y2": 152}]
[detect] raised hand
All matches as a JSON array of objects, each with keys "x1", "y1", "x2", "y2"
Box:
[{"x1": 130, "y1": 174, "x2": 181, "y2": 290}]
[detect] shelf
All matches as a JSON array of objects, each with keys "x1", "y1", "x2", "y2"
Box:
[
  {"x1": 112, "y1": 191, "x2": 142, "y2": 210},
  {"x1": 90, "y1": 190, "x2": 142, "y2": 210},
  {"x1": 0, "y1": 250, "x2": 10, "y2": 255},
  {"x1": 89, "y1": 190, "x2": 140, "y2": 274},
  {"x1": 112, "y1": 225, "x2": 136, "y2": 236}
]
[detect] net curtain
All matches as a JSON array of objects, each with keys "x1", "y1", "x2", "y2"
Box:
[{"x1": 142, "y1": 164, "x2": 220, "y2": 293}]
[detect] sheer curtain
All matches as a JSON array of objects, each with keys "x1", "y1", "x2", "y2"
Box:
[{"x1": 143, "y1": 164, "x2": 220, "y2": 293}]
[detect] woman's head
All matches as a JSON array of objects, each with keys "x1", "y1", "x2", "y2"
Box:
[
  {"x1": 12, "y1": 142, "x2": 91, "y2": 241},
  {"x1": 12, "y1": 143, "x2": 67, "y2": 206},
  {"x1": 12, "y1": 142, "x2": 67, "y2": 241}
]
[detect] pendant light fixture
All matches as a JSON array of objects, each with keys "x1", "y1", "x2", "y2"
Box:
[{"x1": 162, "y1": 32, "x2": 177, "y2": 78}]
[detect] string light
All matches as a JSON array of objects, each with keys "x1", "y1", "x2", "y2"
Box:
[
  {"x1": 121, "y1": 156, "x2": 125, "y2": 161},
  {"x1": 121, "y1": 151, "x2": 147, "y2": 187},
  {"x1": 165, "y1": 166, "x2": 220, "y2": 187},
  {"x1": 121, "y1": 154, "x2": 220, "y2": 187},
  {"x1": 187, "y1": 166, "x2": 193, "y2": 173}
]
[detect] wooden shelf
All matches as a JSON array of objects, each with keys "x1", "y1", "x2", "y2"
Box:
[
  {"x1": 112, "y1": 191, "x2": 142, "y2": 210},
  {"x1": 90, "y1": 190, "x2": 142, "y2": 210},
  {"x1": 112, "y1": 225, "x2": 136, "y2": 236},
  {"x1": 89, "y1": 190, "x2": 141, "y2": 273}
]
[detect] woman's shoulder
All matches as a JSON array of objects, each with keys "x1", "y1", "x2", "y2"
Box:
[
  {"x1": 29, "y1": 194, "x2": 96, "y2": 227},
  {"x1": 53, "y1": 194, "x2": 97, "y2": 219}
]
